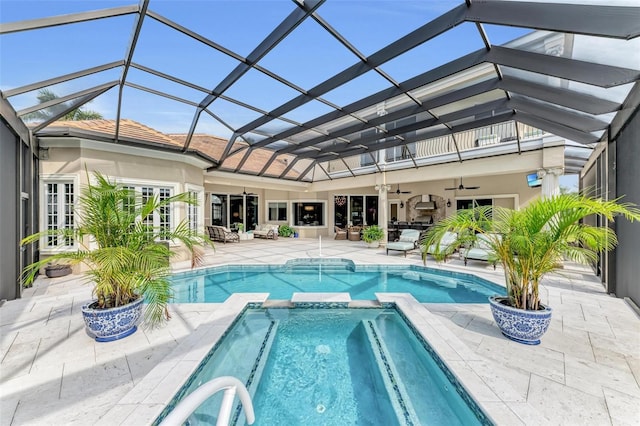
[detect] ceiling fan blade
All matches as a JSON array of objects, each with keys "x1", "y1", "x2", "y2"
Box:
[
  {"x1": 466, "y1": 186, "x2": 480, "y2": 190},
  {"x1": 401, "y1": 191, "x2": 412, "y2": 194},
  {"x1": 444, "y1": 187, "x2": 457, "y2": 190}
]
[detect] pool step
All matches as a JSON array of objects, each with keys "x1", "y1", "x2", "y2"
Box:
[
  {"x1": 362, "y1": 320, "x2": 420, "y2": 426},
  {"x1": 231, "y1": 320, "x2": 279, "y2": 426}
]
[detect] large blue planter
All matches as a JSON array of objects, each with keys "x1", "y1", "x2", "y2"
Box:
[
  {"x1": 81, "y1": 296, "x2": 143, "y2": 342},
  {"x1": 488, "y1": 296, "x2": 552, "y2": 345}
]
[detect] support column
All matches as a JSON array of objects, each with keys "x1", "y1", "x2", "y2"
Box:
[
  {"x1": 375, "y1": 182, "x2": 391, "y2": 247},
  {"x1": 538, "y1": 167, "x2": 564, "y2": 198}
]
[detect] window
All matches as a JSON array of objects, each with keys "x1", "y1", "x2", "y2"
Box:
[
  {"x1": 126, "y1": 184, "x2": 174, "y2": 240},
  {"x1": 44, "y1": 181, "x2": 74, "y2": 248},
  {"x1": 293, "y1": 202, "x2": 325, "y2": 226},
  {"x1": 187, "y1": 191, "x2": 199, "y2": 235},
  {"x1": 211, "y1": 194, "x2": 227, "y2": 226},
  {"x1": 268, "y1": 202, "x2": 287, "y2": 221}
]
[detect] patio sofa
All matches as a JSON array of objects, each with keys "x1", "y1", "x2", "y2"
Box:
[
  {"x1": 254, "y1": 224, "x2": 279, "y2": 239},
  {"x1": 386, "y1": 229, "x2": 421, "y2": 257},
  {"x1": 206, "y1": 225, "x2": 239, "y2": 244},
  {"x1": 425, "y1": 231, "x2": 458, "y2": 261},
  {"x1": 460, "y1": 233, "x2": 500, "y2": 269}
]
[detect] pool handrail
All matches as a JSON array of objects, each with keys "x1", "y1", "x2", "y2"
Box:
[{"x1": 158, "y1": 376, "x2": 255, "y2": 426}]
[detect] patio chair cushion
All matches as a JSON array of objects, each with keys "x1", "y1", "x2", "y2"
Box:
[
  {"x1": 254, "y1": 224, "x2": 279, "y2": 239},
  {"x1": 426, "y1": 231, "x2": 458, "y2": 256},
  {"x1": 386, "y1": 229, "x2": 420, "y2": 257},
  {"x1": 461, "y1": 233, "x2": 501, "y2": 269}
]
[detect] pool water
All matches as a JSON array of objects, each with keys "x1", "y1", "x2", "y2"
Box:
[
  {"x1": 160, "y1": 308, "x2": 490, "y2": 425},
  {"x1": 170, "y1": 262, "x2": 503, "y2": 303}
]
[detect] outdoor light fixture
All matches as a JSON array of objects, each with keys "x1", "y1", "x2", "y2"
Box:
[
  {"x1": 446, "y1": 199, "x2": 451, "y2": 208},
  {"x1": 400, "y1": 201, "x2": 405, "y2": 208}
]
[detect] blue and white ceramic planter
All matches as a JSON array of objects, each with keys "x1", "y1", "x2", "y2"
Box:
[
  {"x1": 81, "y1": 296, "x2": 143, "y2": 342},
  {"x1": 489, "y1": 296, "x2": 552, "y2": 345}
]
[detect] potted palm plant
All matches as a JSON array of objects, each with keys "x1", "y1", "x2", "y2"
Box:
[
  {"x1": 21, "y1": 172, "x2": 210, "y2": 342},
  {"x1": 422, "y1": 193, "x2": 640, "y2": 345},
  {"x1": 362, "y1": 225, "x2": 384, "y2": 248}
]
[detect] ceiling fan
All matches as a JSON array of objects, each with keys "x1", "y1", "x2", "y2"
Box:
[
  {"x1": 445, "y1": 177, "x2": 480, "y2": 191},
  {"x1": 389, "y1": 184, "x2": 411, "y2": 195},
  {"x1": 242, "y1": 187, "x2": 257, "y2": 196}
]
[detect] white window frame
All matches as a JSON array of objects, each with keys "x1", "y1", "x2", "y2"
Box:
[
  {"x1": 291, "y1": 200, "x2": 327, "y2": 228},
  {"x1": 107, "y1": 176, "x2": 180, "y2": 244},
  {"x1": 266, "y1": 200, "x2": 288, "y2": 222},
  {"x1": 185, "y1": 183, "x2": 204, "y2": 235},
  {"x1": 39, "y1": 174, "x2": 79, "y2": 254}
]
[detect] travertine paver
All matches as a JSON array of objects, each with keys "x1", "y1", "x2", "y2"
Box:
[{"x1": 0, "y1": 238, "x2": 638, "y2": 425}]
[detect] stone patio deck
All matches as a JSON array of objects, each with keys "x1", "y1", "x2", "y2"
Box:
[{"x1": 1, "y1": 238, "x2": 638, "y2": 425}]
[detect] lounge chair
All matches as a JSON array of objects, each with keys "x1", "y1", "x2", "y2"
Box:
[
  {"x1": 206, "y1": 225, "x2": 239, "y2": 244},
  {"x1": 425, "y1": 231, "x2": 458, "y2": 261},
  {"x1": 386, "y1": 229, "x2": 421, "y2": 257},
  {"x1": 348, "y1": 226, "x2": 362, "y2": 241},
  {"x1": 253, "y1": 224, "x2": 279, "y2": 239},
  {"x1": 334, "y1": 226, "x2": 347, "y2": 240},
  {"x1": 460, "y1": 233, "x2": 500, "y2": 269}
]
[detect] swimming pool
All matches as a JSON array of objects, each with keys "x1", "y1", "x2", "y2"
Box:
[
  {"x1": 170, "y1": 260, "x2": 504, "y2": 303},
  {"x1": 157, "y1": 307, "x2": 492, "y2": 425}
]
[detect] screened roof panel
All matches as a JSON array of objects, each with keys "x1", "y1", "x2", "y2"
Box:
[
  {"x1": 223, "y1": 68, "x2": 301, "y2": 113},
  {"x1": 125, "y1": 67, "x2": 204, "y2": 104},
  {"x1": 253, "y1": 118, "x2": 298, "y2": 138},
  {"x1": 188, "y1": 111, "x2": 234, "y2": 147},
  {"x1": 0, "y1": 1, "x2": 134, "y2": 23},
  {"x1": 281, "y1": 98, "x2": 336, "y2": 124},
  {"x1": 2, "y1": 0, "x2": 639, "y2": 181},
  {"x1": 0, "y1": 15, "x2": 133, "y2": 89},
  {"x1": 262, "y1": 153, "x2": 297, "y2": 178},
  {"x1": 500, "y1": 66, "x2": 635, "y2": 104},
  {"x1": 379, "y1": 22, "x2": 485, "y2": 83},
  {"x1": 409, "y1": 64, "x2": 496, "y2": 102},
  {"x1": 316, "y1": 1, "x2": 456, "y2": 57},
  {"x1": 206, "y1": 98, "x2": 265, "y2": 131},
  {"x1": 8, "y1": 68, "x2": 121, "y2": 114},
  {"x1": 147, "y1": 0, "x2": 294, "y2": 58},
  {"x1": 131, "y1": 17, "x2": 243, "y2": 90},
  {"x1": 321, "y1": 69, "x2": 393, "y2": 107},
  {"x1": 119, "y1": 85, "x2": 197, "y2": 134},
  {"x1": 430, "y1": 89, "x2": 506, "y2": 118},
  {"x1": 483, "y1": 24, "x2": 532, "y2": 46},
  {"x1": 258, "y1": 17, "x2": 360, "y2": 91}
]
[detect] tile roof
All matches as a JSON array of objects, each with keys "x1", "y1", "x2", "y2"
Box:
[{"x1": 45, "y1": 119, "x2": 298, "y2": 177}]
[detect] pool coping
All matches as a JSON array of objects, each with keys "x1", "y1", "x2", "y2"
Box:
[{"x1": 103, "y1": 292, "x2": 510, "y2": 425}]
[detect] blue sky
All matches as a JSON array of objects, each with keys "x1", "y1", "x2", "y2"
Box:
[
  {"x1": 0, "y1": 0, "x2": 531, "y2": 134},
  {"x1": 0, "y1": 0, "x2": 626, "y2": 188}
]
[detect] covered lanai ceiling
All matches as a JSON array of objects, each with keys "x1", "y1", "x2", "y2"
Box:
[{"x1": 1, "y1": 0, "x2": 639, "y2": 181}]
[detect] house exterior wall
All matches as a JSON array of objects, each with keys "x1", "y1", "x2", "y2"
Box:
[{"x1": 38, "y1": 141, "x2": 206, "y2": 265}]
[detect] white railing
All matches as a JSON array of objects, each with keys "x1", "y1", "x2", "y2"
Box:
[
  {"x1": 325, "y1": 121, "x2": 547, "y2": 174},
  {"x1": 159, "y1": 376, "x2": 255, "y2": 426}
]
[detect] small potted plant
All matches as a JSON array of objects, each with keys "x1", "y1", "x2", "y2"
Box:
[
  {"x1": 422, "y1": 193, "x2": 640, "y2": 345},
  {"x1": 362, "y1": 225, "x2": 384, "y2": 248},
  {"x1": 237, "y1": 223, "x2": 244, "y2": 233},
  {"x1": 278, "y1": 224, "x2": 294, "y2": 238}
]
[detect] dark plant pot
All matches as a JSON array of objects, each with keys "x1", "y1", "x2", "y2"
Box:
[
  {"x1": 81, "y1": 296, "x2": 144, "y2": 342},
  {"x1": 488, "y1": 296, "x2": 552, "y2": 345},
  {"x1": 45, "y1": 265, "x2": 72, "y2": 278},
  {"x1": 293, "y1": 232, "x2": 299, "y2": 238}
]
